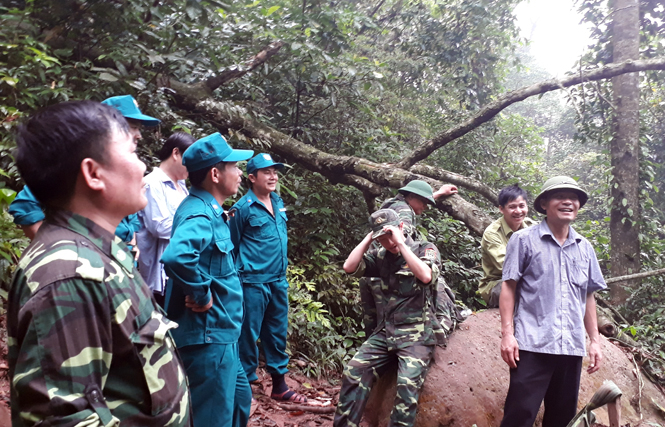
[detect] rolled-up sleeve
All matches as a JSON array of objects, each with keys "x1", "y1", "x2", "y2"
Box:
[
  {"x1": 502, "y1": 234, "x2": 526, "y2": 283},
  {"x1": 586, "y1": 243, "x2": 607, "y2": 293}
]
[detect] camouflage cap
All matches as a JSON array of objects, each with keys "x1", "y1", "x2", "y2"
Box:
[{"x1": 369, "y1": 209, "x2": 401, "y2": 239}]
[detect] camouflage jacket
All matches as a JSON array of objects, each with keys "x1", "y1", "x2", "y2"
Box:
[
  {"x1": 351, "y1": 237, "x2": 445, "y2": 349},
  {"x1": 8, "y1": 211, "x2": 191, "y2": 427},
  {"x1": 380, "y1": 194, "x2": 421, "y2": 241}
]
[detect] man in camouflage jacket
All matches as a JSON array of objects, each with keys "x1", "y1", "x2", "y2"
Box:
[
  {"x1": 8, "y1": 101, "x2": 190, "y2": 427},
  {"x1": 361, "y1": 180, "x2": 459, "y2": 338},
  {"x1": 335, "y1": 209, "x2": 443, "y2": 427}
]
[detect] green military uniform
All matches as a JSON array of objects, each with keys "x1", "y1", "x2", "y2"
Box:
[
  {"x1": 478, "y1": 216, "x2": 536, "y2": 307},
  {"x1": 335, "y1": 234, "x2": 443, "y2": 427},
  {"x1": 8, "y1": 210, "x2": 191, "y2": 427},
  {"x1": 361, "y1": 193, "x2": 458, "y2": 338}
]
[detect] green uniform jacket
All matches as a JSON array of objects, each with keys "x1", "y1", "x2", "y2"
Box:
[
  {"x1": 352, "y1": 237, "x2": 445, "y2": 349},
  {"x1": 162, "y1": 186, "x2": 244, "y2": 347},
  {"x1": 229, "y1": 189, "x2": 288, "y2": 283},
  {"x1": 478, "y1": 216, "x2": 536, "y2": 303},
  {"x1": 8, "y1": 211, "x2": 190, "y2": 427}
]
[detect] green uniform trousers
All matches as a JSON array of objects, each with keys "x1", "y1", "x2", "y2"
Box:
[
  {"x1": 179, "y1": 343, "x2": 251, "y2": 427},
  {"x1": 334, "y1": 330, "x2": 434, "y2": 427},
  {"x1": 238, "y1": 279, "x2": 290, "y2": 382}
]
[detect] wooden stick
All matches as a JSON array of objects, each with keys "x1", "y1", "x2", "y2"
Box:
[
  {"x1": 605, "y1": 267, "x2": 665, "y2": 284},
  {"x1": 607, "y1": 396, "x2": 622, "y2": 427},
  {"x1": 277, "y1": 403, "x2": 336, "y2": 414}
]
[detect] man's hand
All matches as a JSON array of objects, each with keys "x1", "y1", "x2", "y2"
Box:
[
  {"x1": 587, "y1": 341, "x2": 602, "y2": 374},
  {"x1": 501, "y1": 333, "x2": 520, "y2": 369},
  {"x1": 434, "y1": 184, "x2": 458, "y2": 200},
  {"x1": 185, "y1": 295, "x2": 213, "y2": 312},
  {"x1": 384, "y1": 225, "x2": 404, "y2": 245}
]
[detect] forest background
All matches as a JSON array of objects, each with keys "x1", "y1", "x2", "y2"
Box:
[{"x1": 0, "y1": 0, "x2": 664, "y2": 384}]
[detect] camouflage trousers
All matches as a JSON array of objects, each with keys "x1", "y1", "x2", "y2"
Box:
[
  {"x1": 359, "y1": 276, "x2": 459, "y2": 338},
  {"x1": 333, "y1": 330, "x2": 434, "y2": 427}
]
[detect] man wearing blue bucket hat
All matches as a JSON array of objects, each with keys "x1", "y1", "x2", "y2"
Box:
[
  {"x1": 9, "y1": 95, "x2": 159, "y2": 249},
  {"x1": 161, "y1": 132, "x2": 254, "y2": 427},
  {"x1": 229, "y1": 154, "x2": 307, "y2": 403}
]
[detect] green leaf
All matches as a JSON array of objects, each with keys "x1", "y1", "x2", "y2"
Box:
[
  {"x1": 98, "y1": 72, "x2": 118, "y2": 82},
  {"x1": 621, "y1": 198, "x2": 628, "y2": 207},
  {"x1": 265, "y1": 5, "x2": 280, "y2": 16}
]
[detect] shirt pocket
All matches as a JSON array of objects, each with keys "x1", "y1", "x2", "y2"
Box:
[
  {"x1": 131, "y1": 311, "x2": 184, "y2": 415},
  {"x1": 278, "y1": 209, "x2": 288, "y2": 233},
  {"x1": 210, "y1": 238, "x2": 235, "y2": 277},
  {"x1": 570, "y1": 256, "x2": 590, "y2": 289},
  {"x1": 249, "y1": 215, "x2": 270, "y2": 239}
]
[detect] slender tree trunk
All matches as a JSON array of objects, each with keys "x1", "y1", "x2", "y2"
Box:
[{"x1": 609, "y1": 0, "x2": 640, "y2": 304}]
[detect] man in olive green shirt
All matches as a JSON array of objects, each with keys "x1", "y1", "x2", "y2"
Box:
[{"x1": 478, "y1": 185, "x2": 536, "y2": 307}]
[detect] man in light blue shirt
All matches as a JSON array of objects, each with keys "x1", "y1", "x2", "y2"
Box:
[
  {"x1": 138, "y1": 132, "x2": 194, "y2": 306},
  {"x1": 499, "y1": 176, "x2": 606, "y2": 427}
]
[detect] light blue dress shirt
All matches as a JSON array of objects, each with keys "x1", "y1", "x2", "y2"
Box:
[
  {"x1": 503, "y1": 220, "x2": 606, "y2": 357},
  {"x1": 137, "y1": 168, "x2": 188, "y2": 294}
]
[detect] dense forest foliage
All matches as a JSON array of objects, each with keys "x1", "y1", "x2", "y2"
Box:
[{"x1": 1, "y1": 0, "x2": 664, "y2": 380}]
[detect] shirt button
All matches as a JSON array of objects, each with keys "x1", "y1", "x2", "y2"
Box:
[
  {"x1": 90, "y1": 390, "x2": 100, "y2": 402},
  {"x1": 206, "y1": 337, "x2": 212, "y2": 342}
]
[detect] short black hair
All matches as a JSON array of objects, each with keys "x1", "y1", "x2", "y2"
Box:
[
  {"x1": 189, "y1": 161, "x2": 235, "y2": 188},
  {"x1": 15, "y1": 100, "x2": 128, "y2": 208},
  {"x1": 157, "y1": 132, "x2": 195, "y2": 161},
  {"x1": 498, "y1": 184, "x2": 528, "y2": 207}
]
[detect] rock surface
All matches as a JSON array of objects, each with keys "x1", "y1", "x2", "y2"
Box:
[{"x1": 363, "y1": 309, "x2": 665, "y2": 427}]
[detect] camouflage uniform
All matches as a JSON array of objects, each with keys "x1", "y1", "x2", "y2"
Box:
[
  {"x1": 8, "y1": 211, "x2": 191, "y2": 427},
  {"x1": 335, "y1": 237, "x2": 443, "y2": 427},
  {"x1": 360, "y1": 194, "x2": 458, "y2": 338}
]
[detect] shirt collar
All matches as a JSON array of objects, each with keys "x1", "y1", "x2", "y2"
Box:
[
  {"x1": 499, "y1": 216, "x2": 530, "y2": 238},
  {"x1": 189, "y1": 186, "x2": 224, "y2": 218},
  {"x1": 152, "y1": 167, "x2": 186, "y2": 188},
  {"x1": 245, "y1": 188, "x2": 280, "y2": 208},
  {"x1": 48, "y1": 210, "x2": 135, "y2": 272},
  {"x1": 538, "y1": 219, "x2": 582, "y2": 246}
]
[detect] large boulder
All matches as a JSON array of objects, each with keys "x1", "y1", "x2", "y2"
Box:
[{"x1": 363, "y1": 309, "x2": 665, "y2": 427}]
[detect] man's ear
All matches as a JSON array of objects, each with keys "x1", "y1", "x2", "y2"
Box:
[
  {"x1": 540, "y1": 197, "x2": 549, "y2": 212},
  {"x1": 80, "y1": 158, "x2": 105, "y2": 191},
  {"x1": 247, "y1": 173, "x2": 257, "y2": 184},
  {"x1": 210, "y1": 166, "x2": 220, "y2": 184}
]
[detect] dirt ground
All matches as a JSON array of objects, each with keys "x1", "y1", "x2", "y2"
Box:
[{"x1": 248, "y1": 367, "x2": 339, "y2": 427}]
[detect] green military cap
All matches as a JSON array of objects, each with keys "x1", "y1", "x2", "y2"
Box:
[
  {"x1": 101, "y1": 95, "x2": 160, "y2": 127},
  {"x1": 183, "y1": 132, "x2": 253, "y2": 172},
  {"x1": 246, "y1": 153, "x2": 285, "y2": 175},
  {"x1": 369, "y1": 209, "x2": 401, "y2": 239},
  {"x1": 534, "y1": 176, "x2": 589, "y2": 214},
  {"x1": 398, "y1": 180, "x2": 436, "y2": 205}
]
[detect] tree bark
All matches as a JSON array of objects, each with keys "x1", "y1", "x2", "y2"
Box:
[
  {"x1": 397, "y1": 57, "x2": 665, "y2": 169},
  {"x1": 609, "y1": 0, "x2": 640, "y2": 304}
]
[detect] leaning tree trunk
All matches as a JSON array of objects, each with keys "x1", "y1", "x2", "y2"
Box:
[{"x1": 609, "y1": 0, "x2": 641, "y2": 304}]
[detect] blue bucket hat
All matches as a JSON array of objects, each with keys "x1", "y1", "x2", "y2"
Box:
[
  {"x1": 101, "y1": 95, "x2": 160, "y2": 127},
  {"x1": 246, "y1": 153, "x2": 285, "y2": 175},
  {"x1": 183, "y1": 133, "x2": 253, "y2": 172}
]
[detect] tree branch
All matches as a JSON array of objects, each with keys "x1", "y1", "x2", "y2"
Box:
[
  {"x1": 190, "y1": 98, "x2": 494, "y2": 235},
  {"x1": 408, "y1": 164, "x2": 499, "y2": 205},
  {"x1": 205, "y1": 41, "x2": 284, "y2": 91},
  {"x1": 398, "y1": 57, "x2": 665, "y2": 168}
]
